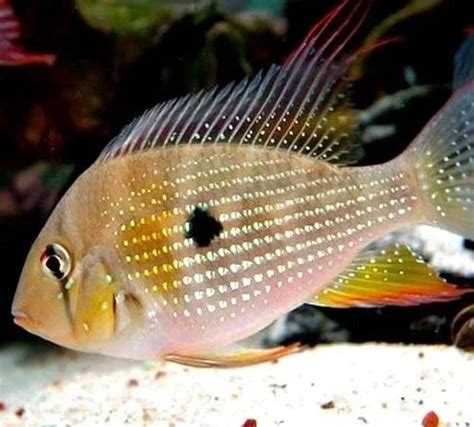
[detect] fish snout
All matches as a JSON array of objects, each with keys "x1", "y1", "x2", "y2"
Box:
[{"x1": 12, "y1": 310, "x2": 34, "y2": 329}]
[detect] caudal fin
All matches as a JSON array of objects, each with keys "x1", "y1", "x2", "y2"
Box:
[{"x1": 405, "y1": 80, "x2": 474, "y2": 239}]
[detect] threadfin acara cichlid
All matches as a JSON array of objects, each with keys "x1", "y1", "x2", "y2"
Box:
[{"x1": 12, "y1": 0, "x2": 474, "y2": 367}]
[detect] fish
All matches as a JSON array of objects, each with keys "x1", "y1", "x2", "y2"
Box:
[
  {"x1": 0, "y1": 0, "x2": 54, "y2": 66},
  {"x1": 11, "y1": 0, "x2": 474, "y2": 367}
]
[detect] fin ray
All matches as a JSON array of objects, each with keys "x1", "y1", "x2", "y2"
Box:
[
  {"x1": 402, "y1": 80, "x2": 474, "y2": 240},
  {"x1": 98, "y1": 0, "x2": 370, "y2": 164},
  {"x1": 453, "y1": 35, "x2": 474, "y2": 90},
  {"x1": 165, "y1": 343, "x2": 303, "y2": 368},
  {"x1": 0, "y1": 0, "x2": 55, "y2": 66},
  {"x1": 307, "y1": 244, "x2": 469, "y2": 308}
]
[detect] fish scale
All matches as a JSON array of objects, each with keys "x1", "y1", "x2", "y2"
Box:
[{"x1": 87, "y1": 145, "x2": 420, "y2": 350}]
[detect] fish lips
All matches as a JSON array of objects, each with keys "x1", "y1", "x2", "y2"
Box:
[{"x1": 12, "y1": 309, "x2": 40, "y2": 335}]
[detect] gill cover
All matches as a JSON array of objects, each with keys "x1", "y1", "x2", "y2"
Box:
[{"x1": 69, "y1": 262, "x2": 116, "y2": 343}]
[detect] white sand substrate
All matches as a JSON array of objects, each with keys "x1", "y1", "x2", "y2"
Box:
[{"x1": 0, "y1": 343, "x2": 473, "y2": 426}]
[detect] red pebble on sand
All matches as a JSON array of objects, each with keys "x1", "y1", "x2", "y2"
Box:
[{"x1": 422, "y1": 411, "x2": 439, "y2": 427}]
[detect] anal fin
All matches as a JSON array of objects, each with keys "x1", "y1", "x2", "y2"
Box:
[
  {"x1": 164, "y1": 343, "x2": 303, "y2": 368},
  {"x1": 307, "y1": 244, "x2": 470, "y2": 308}
]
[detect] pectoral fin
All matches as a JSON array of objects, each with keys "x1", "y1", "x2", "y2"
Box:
[
  {"x1": 307, "y1": 244, "x2": 470, "y2": 308},
  {"x1": 165, "y1": 343, "x2": 303, "y2": 368}
]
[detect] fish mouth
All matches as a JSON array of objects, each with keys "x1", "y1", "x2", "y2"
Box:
[
  {"x1": 12, "y1": 310, "x2": 34, "y2": 330},
  {"x1": 12, "y1": 309, "x2": 69, "y2": 346}
]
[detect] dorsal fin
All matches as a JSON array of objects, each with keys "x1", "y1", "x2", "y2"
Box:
[{"x1": 98, "y1": 0, "x2": 370, "y2": 164}]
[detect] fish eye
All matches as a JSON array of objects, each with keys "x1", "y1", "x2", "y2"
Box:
[{"x1": 40, "y1": 243, "x2": 72, "y2": 281}]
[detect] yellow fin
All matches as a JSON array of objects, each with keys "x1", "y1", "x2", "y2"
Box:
[
  {"x1": 164, "y1": 343, "x2": 303, "y2": 368},
  {"x1": 307, "y1": 244, "x2": 470, "y2": 308}
]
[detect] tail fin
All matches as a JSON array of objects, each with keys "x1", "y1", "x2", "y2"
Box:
[
  {"x1": 405, "y1": 81, "x2": 474, "y2": 239},
  {"x1": 453, "y1": 35, "x2": 474, "y2": 90}
]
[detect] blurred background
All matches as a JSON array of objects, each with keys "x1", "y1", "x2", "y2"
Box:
[{"x1": 1, "y1": 0, "x2": 474, "y2": 350}]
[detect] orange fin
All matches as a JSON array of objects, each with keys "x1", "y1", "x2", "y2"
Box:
[
  {"x1": 307, "y1": 244, "x2": 470, "y2": 308},
  {"x1": 164, "y1": 343, "x2": 304, "y2": 368}
]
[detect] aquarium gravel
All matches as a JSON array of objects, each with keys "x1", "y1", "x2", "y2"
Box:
[{"x1": 0, "y1": 343, "x2": 473, "y2": 426}]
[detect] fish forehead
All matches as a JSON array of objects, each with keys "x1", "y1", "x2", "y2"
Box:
[{"x1": 94, "y1": 144, "x2": 415, "y2": 347}]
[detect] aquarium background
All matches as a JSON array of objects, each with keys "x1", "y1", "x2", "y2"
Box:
[{"x1": 1, "y1": 0, "x2": 473, "y2": 348}]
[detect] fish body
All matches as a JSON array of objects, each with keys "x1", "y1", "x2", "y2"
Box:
[
  {"x1": 50, "y1": 145, "x2": 414, "y2": 357},
  {"x1": 12, "y1": 0, "x2": 474, "y2": 365}
]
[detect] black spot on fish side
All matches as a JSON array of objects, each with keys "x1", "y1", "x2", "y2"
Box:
[{"x1": 185, "y1": 206, "x2": 223, "y2": 248}]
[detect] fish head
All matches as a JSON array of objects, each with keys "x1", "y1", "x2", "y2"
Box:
[
  {"x1": 12, "y1": 210, "x2": 82, "y2": 348},
  {"x1": 11, "y1": 186, "x2": 146, "y2": 355}
]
